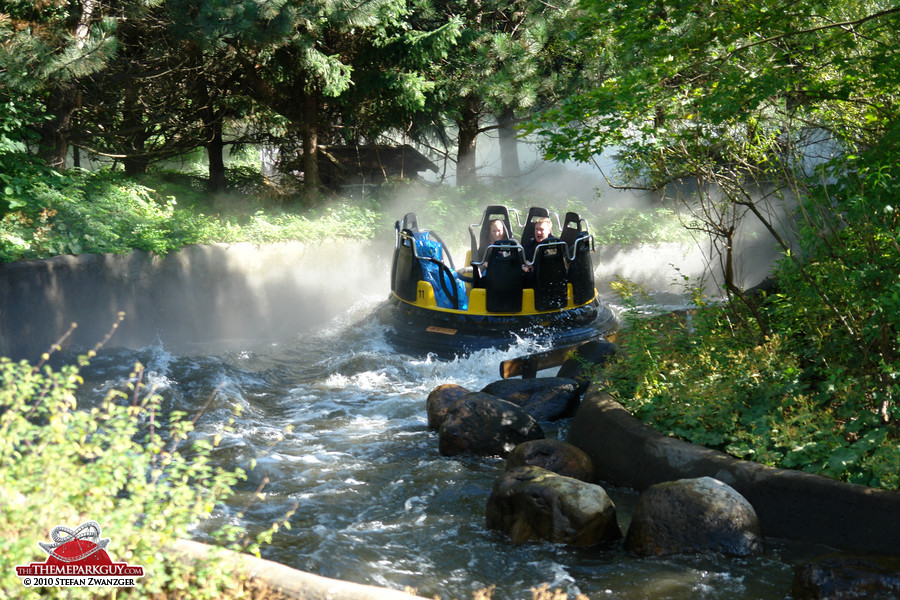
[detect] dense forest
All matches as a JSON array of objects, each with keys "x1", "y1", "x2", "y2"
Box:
[
  {"x1": 1, "y1": 0, "x2": 898, "y2": 490},
  {"x1": 0, "y1": 0, "x2": 593, "y2": 197}
]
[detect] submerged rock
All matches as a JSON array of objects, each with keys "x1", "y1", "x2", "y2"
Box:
[
  {"x1": 438, "y1": 392, "x2": 544, "y2": 457},
  {"x1": 792, "y1": 555, "x2": 900, "y2": 600},
  {"x1": 505, "y1": 439, "x2": 596, "y2": 483},
  {"x1": 480, "y1": 376, "x2": 581, "y2": 421},
  {"x1": 624, "y1": 476, "x2": 764, "y2": 557},
  {"x1": 486, "y1": 465, "x2": 621, "y2": 545}
]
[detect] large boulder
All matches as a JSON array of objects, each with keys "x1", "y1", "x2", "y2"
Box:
[
  {"x1": 624, "y1": 476, "x2": 764, "y2": 557},
  {"x1": 438, "y1": 392, "x2": 544, "y2": 457},
  {"x1": 792, "y1": 555, "x2": 900, "y2": 600},
  {"x1": 505, "y1": 439, "x2": 596, "y2": 483},
  {"x1": 556, "y1": 339, "x2": 618, "y2": 392},
  {"x1": 480, "y1": 377, "x2": 581, "y2": 421},
  {"x1": 486, "y1": 466, "x2": 622, "y2": 545},
  {"x1": 426, "y1": 383, "x2": 470, "y2": 430}
]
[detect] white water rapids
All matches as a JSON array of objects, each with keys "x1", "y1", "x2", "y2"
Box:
[{"x1": 62, "y1": 289, "x2": 824, "y2": 600}]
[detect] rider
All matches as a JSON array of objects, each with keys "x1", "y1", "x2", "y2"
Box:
[
  {"x1": 488, "y1": 219, "x2": 508, "y2": 244},
  {"x1": 523, "y1": 217, "x2": 556, "y2": 263},
  {"x1": 476, "y1": 219, "x2": 511, "y2": 279}
]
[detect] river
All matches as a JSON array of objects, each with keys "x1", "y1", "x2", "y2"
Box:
[{"x1": 63, "y1": 290, "x2": 827, "y2": 600}]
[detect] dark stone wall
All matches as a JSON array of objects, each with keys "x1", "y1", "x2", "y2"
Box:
[
  {"x1": 0, "y1": 241, "x2": 391, "y2": 361},
  {"x1": 568, "y1": 387, "x2": 900, "y2": 555}
]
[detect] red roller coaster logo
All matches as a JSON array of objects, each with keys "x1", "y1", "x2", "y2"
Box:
[{"x1": 15, "y1": 521, "x2": 145, "y2": 588}]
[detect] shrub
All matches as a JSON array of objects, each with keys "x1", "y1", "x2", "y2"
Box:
[
  {"x1": 592, "y1": 207, "x2": 695, "y2": 246},
  {"x1": 0, "y1": 343, "x2": 276, "y2": 598},
  {"x1": 605, "y1": 279, "x2": 899, "y2": 490}
]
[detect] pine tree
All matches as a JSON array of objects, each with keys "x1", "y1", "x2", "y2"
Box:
[
  {"x1": 425, "y1": 0, "x2": 587, "y2": 187},
  {"x1": 0, "y1": 1, "x2": 120, "y2": 169}
]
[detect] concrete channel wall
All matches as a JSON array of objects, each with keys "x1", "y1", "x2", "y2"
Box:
[
  {"x1": 0, "y1": 241, "x2": 393, "y2": 361},
  {"x1": 0, "y1": 241, "x2": 726, "y2": 361},
  {"x1": 568, "y1": 387, "x2": 900, "y2": 555}
]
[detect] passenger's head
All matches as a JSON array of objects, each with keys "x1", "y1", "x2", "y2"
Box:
[
  {"x1": 533, "y1": 217, "x2": 552, "y2": 243},
  {"x1": 489, "y1": 219, "x2": 507, "y2": 242}
]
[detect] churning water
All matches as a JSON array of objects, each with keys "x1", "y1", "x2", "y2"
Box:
[{"x1": 67, "y1": 294, "x2": 820, "y2": 600}]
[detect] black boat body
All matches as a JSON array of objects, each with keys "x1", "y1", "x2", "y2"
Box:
[{"x1": 379, "y1": 206, "x2": 616, "y2": 356}]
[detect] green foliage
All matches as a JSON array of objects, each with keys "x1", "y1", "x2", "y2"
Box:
[
  {"x1": 0, "y1": 169, "x2": 214, "y2": 261},
  {"x1": 0, "y1": 166, "x2": 388, "y2": 262},
  {"x1": 760, "y1": 138, "x2": 900, "y2": 421},
  {"x1": 0, "y1": 99, "x2": 71, "y2": 217},
  {"x1": 592, "y1": 207, "x2": 694, "y2": 245},
  {"x1": 523, "y1": 0, "x2": 899, "y2": 490},
  {"x1": 0, "y1": 352, "x2": 262, "y2": 598},
  {"x1": 605, "y1": 278, "x2": 899, "y2": 490},
  {"x1": 528, "y1": 0, "x2": 900, "y2": 180}
]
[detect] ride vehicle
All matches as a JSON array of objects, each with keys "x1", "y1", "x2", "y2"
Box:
[{"x1": 378, "y1": 205, "x2": 614, "y2": 355}]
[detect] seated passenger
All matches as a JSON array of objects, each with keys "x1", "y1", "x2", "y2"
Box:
[
  {"x1": 475, "y1": 219, "x2": 511, "y2": 279},
  {"x1": 523, "y1": 217, "x2": 558, "y2": 267},
  {"x1": 488, "y1": 219, "x2": 509, "y2": 244}
]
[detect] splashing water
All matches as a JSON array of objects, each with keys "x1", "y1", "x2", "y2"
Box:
[{"x1": 67, "y1": 296, "x2": 811, "y2": 600}]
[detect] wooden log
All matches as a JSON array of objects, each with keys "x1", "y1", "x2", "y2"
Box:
[{"x1": 499, "y1": 339, "x2": 596, "y2": 379}]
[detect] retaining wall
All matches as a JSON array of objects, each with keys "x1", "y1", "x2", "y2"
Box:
[
  {"x1": 0, "y1": 241, "x2": 392, "y2": 361},
  {"x1": 0, "y1": 241, "x2": 749, "y2": 361},
  {"x1": 568, "y1": 386, "x2": 900, "y2": 555}
]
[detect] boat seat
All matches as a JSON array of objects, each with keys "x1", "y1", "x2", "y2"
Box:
[
  {"x1": 520, "y1": 206, "x2": 551, "y2": 249},
  {"x1": 392, "y1": 226, "x2": 422, "y2": 303},
  {"x1": 531, "y1": 240, "x2": 569, "y2": 311},
  {"x1": 469, "y1": 205, "x2": 515, "y2": 263},
  {"x1": 479, "y1": 240, "x2": 524, "y2": 313},
  {"x1": 568, "y1": 232, "x2": 595, "y2": 304},
  {"x1": 559, "y1": 211, "x2": 585, "y2": 248}
]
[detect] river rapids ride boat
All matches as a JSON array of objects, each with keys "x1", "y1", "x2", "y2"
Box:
[{"x1": 378, "y1": 205, "x2": 614, "y2": 356}]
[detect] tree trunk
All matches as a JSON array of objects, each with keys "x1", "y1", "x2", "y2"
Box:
[
  {"x1": 39, "y1": 85, "x2": 78, "y2": 170},
  {"x1": 498, "y1": 107, "x2": 520, "y2": 178},
  {"x1": 207, "y1": 119, "x2": 226, "y2": 193},
  {"x1": 121, "y1": 84, "x2": 149, "y2": 176},
  {"x1": 456, "y1": 93, "x2": 480, "y2": 187},
  {"x1": 123, "y1": 155, "x2": 149, "y2": 176},
  {"x1": 197, "y1": 75, "x2": 227, "y2": 193},
  {"x1": 300, "y1": 92, "x2": 320, "y2": 200}
]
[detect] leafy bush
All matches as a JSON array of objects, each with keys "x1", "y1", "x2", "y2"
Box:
[
  {"x1": 0, "y1": 346, "x2": 279, "y2": 598},
  {"x1": 0, "y1": 167, "x2": 389, "y2": 262},
  {"x1": 0, "y1": 99, "x2": 73, "y2": 219},
  {"x1": 605, "y1": 278, "x2": 899, "y2": 490},
  {"x1": 0, "y1": 169, "x2": 217, "y2": 261},
  {"x1": 591, "y1": 207, "x2": 695, "y2": 245}
]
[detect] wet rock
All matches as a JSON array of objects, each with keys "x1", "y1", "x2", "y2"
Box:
[
  {"x1": 792, "y1": 555, "x2": 900, "y2": 600},
  {"x1": 486, "y1": 466, "x2": 622, "y2": 545},
  {"x1": 505, "y1": 439, "x2": 596, "y2": 483},
  {"x1": 624, "y1": 476, "x2": 764, "y2": 557},
  {"x1": 438, "y1": 392, "x2": 544, "y2": 457},
  {"x1": 426, "y1": 383, "x2": 471, "y2": 430},
  {"x1": 556, "y1": 339, "x2": 618, "y2": 392},
  {"x1": 480, "y1": 377, "x2": 580, "y2": 421}
]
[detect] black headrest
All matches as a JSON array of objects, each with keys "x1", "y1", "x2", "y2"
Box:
[
  {"x1": 560, "y1": 211, "x2": 583, "y2": 246},
  {"x1": 520, "y1": 206, "x2": 551, "y2": 247},
  {"x1": 472, "y1": 205, "x2": 513, "y2": 262},
  {"x1": 399, "y1": 212, "x2": 419, "y2": 234}
]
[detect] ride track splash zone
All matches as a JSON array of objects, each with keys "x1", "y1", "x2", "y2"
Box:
[{"x1": 14, "y1": 521, "x2": 145, "y2": 588}]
